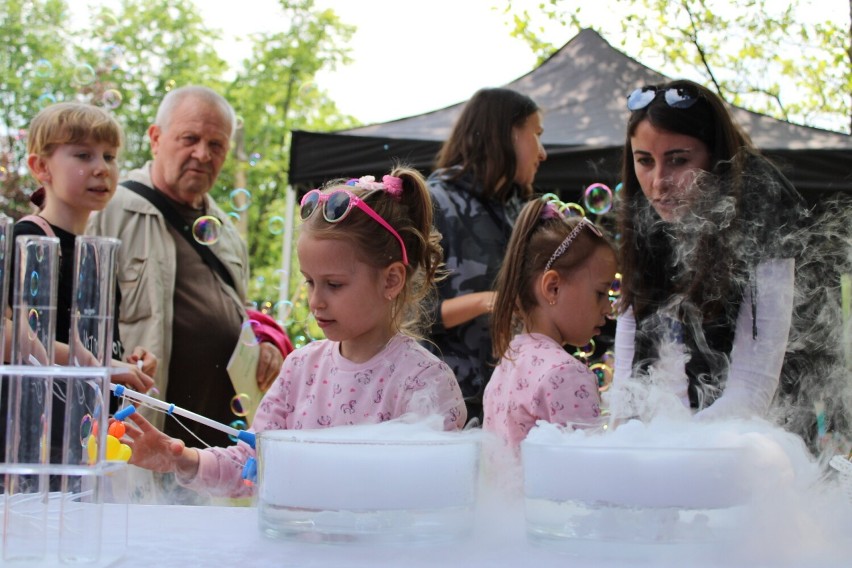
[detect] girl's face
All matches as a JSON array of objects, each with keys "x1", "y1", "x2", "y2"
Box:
[
  {"x1": 630, "y1": 120, "x2": 712, "y2": 222},
  {"x1": 552, "y1": 247, "x2": 617, "y2": 347},
  {"x1": 30, "y1": 138, "x2": 119, "y2": 214},
  {"x1": 512, "y1": 110, "x2": 547, "y2": 186},
  {"x1": 297, "y1": 233, "x2": 395, "y2": 363}
]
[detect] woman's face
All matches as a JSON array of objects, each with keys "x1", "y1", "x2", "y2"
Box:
[
  {"x1": 512, "y1": 110, "x2": 547, "y2": 186},
  {"x1": 630, "y1": 120, "x2": 712, "y2": 222}
]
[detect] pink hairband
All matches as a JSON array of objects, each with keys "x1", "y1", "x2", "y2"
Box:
[{"x1": 345, "y1": 175, "x2": 404, "y2": 200}]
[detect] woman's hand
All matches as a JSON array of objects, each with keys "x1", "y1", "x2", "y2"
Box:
[
  {"x1": 123, "y1": 412, "x2": 199, "y2": 478},
  {"x1": 440, "y1": 291, "x2": 497, "y2": 329}
]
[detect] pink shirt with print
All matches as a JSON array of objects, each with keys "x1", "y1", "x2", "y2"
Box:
[
  {"x1": 181, "y1": 334, "x2": 466, "y2": 497},
  {"x1": 483, "y1": 333, "x2": 601, "y2": 451}
]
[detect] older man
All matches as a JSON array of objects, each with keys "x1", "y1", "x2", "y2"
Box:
[{"x1": 88, "y1": 86, "x2": 285, "y2": 448}]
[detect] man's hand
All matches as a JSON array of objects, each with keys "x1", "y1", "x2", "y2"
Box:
[
  {"x1": 126, "y1": 346, "x2": 158, "y2": 377},
  {"x1": 110, "y1": 359, "x2": 156, "y2": 393},
  {"x1": 255, "y1": 342, "x2": 283, "y2": 392}
]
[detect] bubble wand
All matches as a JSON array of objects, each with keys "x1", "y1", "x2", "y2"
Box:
[{"x1": 110, "y1": 383, "x2": 256, "y2": 449}]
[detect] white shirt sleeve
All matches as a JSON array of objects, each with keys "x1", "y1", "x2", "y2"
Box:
[
  {"x1": 613, "y1": 306, "x2": 636, "y2": 387},
  {"x1": 695, "y1": 258, "x2": 795, "y2": 421}
]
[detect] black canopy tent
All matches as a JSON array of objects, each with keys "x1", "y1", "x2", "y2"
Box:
[{"x1": 289, "y1": 29, "x2": 852, "y2": 203}]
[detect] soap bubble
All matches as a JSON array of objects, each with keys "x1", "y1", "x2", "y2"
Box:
[
  {"x1": 192, "y1": 215, "x2": 222, "y2": 245},
  {"x1": 101, "y1": 89, "x2": 122, "y2": 109},
  {"x1": 240, "y1": 319, "x2": 261, "y2": 346},
  {"x1": 268, "y1": 216, "x2": 286, "y2": 235},
  {"x1": 72, "y1": 64, "x2": 96, "y2": 86},
  {"x1": 583, "y1": 183, "x2": 613, "y2": 215},
  {"x1": 34, "y1": 59, "x2": 54, "y2": 78},
  {"x1": 229, "y1": 188, "x2": 251, "y2": 211},
  {"x1": 559, "y1": 202, "x2": 585, "y2": 218},
  {"x1": 228, "y1": 419, "x2": 248, "y2": 443},
  {"x1": 231, "y1": 394, "x2": 251, "y2": 417}
]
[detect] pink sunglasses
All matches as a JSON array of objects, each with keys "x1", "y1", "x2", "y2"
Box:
[{"x1": 300, "y1": 188, "x2": 409, "y2": 265}]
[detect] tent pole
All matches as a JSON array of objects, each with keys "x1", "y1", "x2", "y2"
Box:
[{"x1": 278, "y1": 185, "x2": 296, "y2": 323}]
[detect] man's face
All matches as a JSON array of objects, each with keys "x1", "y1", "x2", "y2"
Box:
[{"x1": 148, "y1": 97, "x2": 232, "y2": 207}]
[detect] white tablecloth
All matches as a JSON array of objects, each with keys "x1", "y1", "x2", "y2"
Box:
[{"x1": 110, "y1": 496, "x2": 852, "y2": 568}]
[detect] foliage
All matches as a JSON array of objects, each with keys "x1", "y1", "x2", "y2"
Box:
[
  {"x1": 0, "y1": 0, "x2": 78, "y2": 216},
  {"x1": 219, "y1": 0, "x2": 357, "y2": 325},
  {"x1": 497, "y1": 0, "x2": 851, "y2": 133},
  {"x1": 0, "y1": 0, "x2": 360, "y2": 343}
]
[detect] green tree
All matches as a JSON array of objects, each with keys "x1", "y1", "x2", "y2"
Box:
[
  {"x1": 0, "y1": 0, "x2": 230, "y2": 216},
  {"x1": 220, "y1": 0, "x2": 358, "y2": 342},
  {"x1": 82, "y1": 0, "x2": 231, "y2": 164},
  {"x1": 0, "y1": 0, "x2": 79, "y2": 216},
  {"x1": 1, "y1": 0, "x2": 358, "y2": 343},
  {"x1": 498, "y1": 0, "x2": 851, "y2": 133}
]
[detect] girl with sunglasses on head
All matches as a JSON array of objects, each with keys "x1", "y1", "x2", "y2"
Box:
[
  {"x1": 425, "y1": 88, "x2": 547, "y2": 426},
  {"x1": 121, "y1": 166, "x2": 467, "y2": 498},
  {"x1": 483, "y1": 199, "x2": 617, "y2": 452},
  {"x1": 613, "y1": 79, "x2": 850, "y2": 449}
]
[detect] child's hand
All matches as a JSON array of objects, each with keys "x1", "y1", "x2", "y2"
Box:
[
  {"x1": 123, "y1": 412, "x2": 199, "y2": 478},
  {"x1": 126, "y1": 346, "x2": 158, "y2": 377},
  {"x1": 109, "y1": 360, "x2": 155, "y2": 393}
]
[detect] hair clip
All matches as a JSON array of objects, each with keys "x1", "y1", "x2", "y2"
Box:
[
  {"x1": 346, "y1": 175, "x2": 404, "y2": 201},
  {"x1": 544, "y1": 217, "x2": 603, "y2": 271}
]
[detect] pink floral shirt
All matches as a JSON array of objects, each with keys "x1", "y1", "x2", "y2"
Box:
[
  {"x1": 183, "y1": 334, "x2": 466, "y2": 497},
  {"x1": 483, "y1": 333, "x2": 601, "y2": 450}
]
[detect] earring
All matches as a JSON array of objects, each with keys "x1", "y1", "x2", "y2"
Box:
[{"x1": 549, "y1": 299, "x2": 556, "y2": 306}]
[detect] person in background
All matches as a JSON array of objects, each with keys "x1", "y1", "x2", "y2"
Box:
[
  {"x1": 121, "y1": 167, "x2": 466, "y2": 498},
  {"x1": 612, "y1": 79, "x2": 850, "y2": 449},
  {"x1": 11, "y1": 102, "x2": 156, "y2": 382},
  {"x1": 425, "y1": 87, "x2": 547, "y2": 425},
  {"x1": 2, "y1": 102, "x2": 156, "y2": 479},
  {"x1": 87, "y1": 86, "x2": 289, "y2": 451},
  {"x1": 484, "y1": 198, "x2": 616, "y2": 452}
]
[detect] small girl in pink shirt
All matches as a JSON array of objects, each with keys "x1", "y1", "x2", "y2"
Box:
[
  {"x1": 123, "y1": 166, "x2": 466, "y2": 497},
  {"x1": 483, "y1": 198, "x2": 617, "y2": 451}
]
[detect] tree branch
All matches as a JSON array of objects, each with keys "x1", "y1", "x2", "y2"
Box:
[{"x1": 682, "y1": 0, "x2": 726, "y2": 102}]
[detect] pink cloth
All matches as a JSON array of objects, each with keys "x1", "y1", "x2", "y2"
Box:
[
  {"x1": 183, "y1": 334, "x2": 466, "y2": 497},
  {"x1": 483, "y1": 333, "x2": 601, "y2": 450},
  {"x1": 246, "y1": 309, "x2": 294, "y2": 358}
]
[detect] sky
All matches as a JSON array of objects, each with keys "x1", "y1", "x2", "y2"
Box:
[
  {"x1": 198, "y1": 0, "x2": 543, "y2": 125},
  {"x1": 73, "y1": 0, "x2": 849, "y2": 128},
  {"x1": 72, "y1": 0, "x2": 552, "y2": 124}
]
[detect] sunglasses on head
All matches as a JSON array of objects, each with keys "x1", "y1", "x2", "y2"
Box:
[
  {"x1": 300, "y1": 188, "x2": 409, "y2": 265},
  {"x1": 626, "y1": 86, "x2": 699, "y2": 111}
]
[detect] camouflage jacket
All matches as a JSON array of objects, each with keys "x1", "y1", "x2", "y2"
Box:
[{"x1": 423, "y1": 166, "x2": 524, "y2": 416}]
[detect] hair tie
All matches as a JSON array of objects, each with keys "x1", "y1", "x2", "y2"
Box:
[
  {"x1": 347, "y1": 175, "x2": 404, "y2": 201},
  {"x1": 381, "y1": 175, "x2": 403, "y2": 199},
  {"x1": 540, "y1": 201, "x2": 561, "y2": 220}
]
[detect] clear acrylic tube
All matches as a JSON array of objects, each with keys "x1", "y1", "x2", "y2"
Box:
[
  {"x1": 58, "y1": 236, "x2": 119, "y2": 562},
  {"x1": 0, "y1": 215, "x2": 11, "y2": 365},
  {"x1": 10, "y1": 235, "x2": 59, "y2": 366},
  {"x1": 68, "y1": 235, "x2": 120, "y2": 367},
  {"x1": 3, "y1": 235, "x2": 59, "y2": 562}
]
